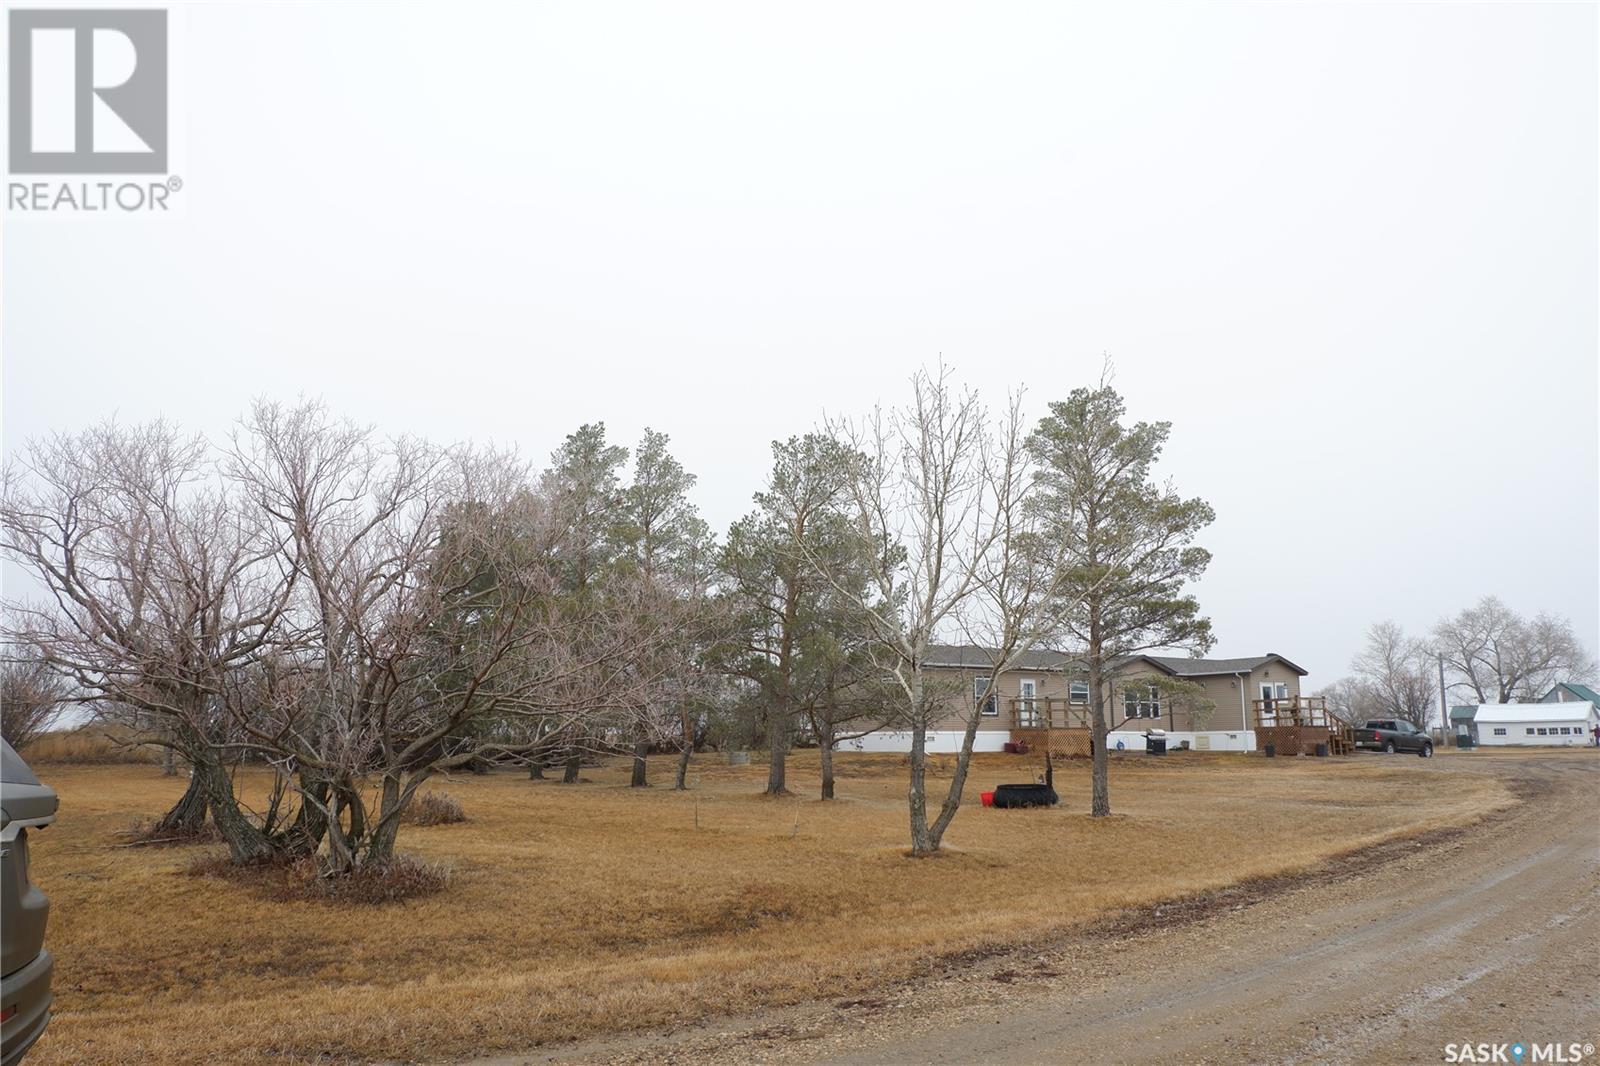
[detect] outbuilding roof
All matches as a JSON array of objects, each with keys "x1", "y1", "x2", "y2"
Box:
[
  {"x1": 1544, "y1": 682, "x2": 1600, "y2": 705},
  {"x1": 1471, "y1": 702, "x2": 1597, "y2": 724}
]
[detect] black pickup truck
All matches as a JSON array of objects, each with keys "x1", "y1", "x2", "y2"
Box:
[{"x1": 1353, "y1": 719, "x2": 1434, "y2": 757}]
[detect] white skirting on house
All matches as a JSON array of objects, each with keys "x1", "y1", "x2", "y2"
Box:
[
  {"x1": 1107, "y1": 729, "x2": 1256, "y2": 752},
  {"x1": 834, "y1": 729, "x2": 1256, "y2": 753},
  {"x1": 835, "y1": 731, "x2": 1012, "y2": 753}
]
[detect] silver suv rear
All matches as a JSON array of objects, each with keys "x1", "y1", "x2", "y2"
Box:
[{"x1": 1, "y1": 739, "x2": 58, "y2": 1064}]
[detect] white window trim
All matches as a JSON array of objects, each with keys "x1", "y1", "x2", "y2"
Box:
[
  {"x1": 975, "y1": 676, "x2": 997, "y2": 716},
  {"x1": 1124, "y1": 683, "x2": 1162, "y2": 719}
]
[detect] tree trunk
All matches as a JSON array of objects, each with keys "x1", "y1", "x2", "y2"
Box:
[
  {"x1": 768, "y1": 561, "x2": 801, "y2": 797},
  {"x1": 674, "y1": 743, "x2": 692, "y2": 791},
  {"x1": 907, "y1": 671, "x2": 937, "y2": 856},
  {"x1": 197, "y1": 752, "x2": 279, "y2": 863},
  {"x1": 765, "y1": 706, "x2": 790, "y2": 795},
  {"x1": 1089, "y1": 644, "x2": 1111, "y2": 817},
  {"x1": 362, "y1": 773, "x2": 408, "y2": 866},
  {"x1": 674, "y1": 706, "x2": 695, "y2": 790},
  {"x1": 819, "y1": 724, "x2": 835, "y2": 800},
  {"x1": 630, "y1": 725, "x2": 649, "y2": 788},
  {"x1": 562, "y1": 748, "x2": 581, "y2": 784},
  {"x1": 161, "y1": 745, "x2": 177, "y2": 777},
  {"x1": 528, "y1": 758, "x2": 545, "y2": 779},
  {"x1": 285, "y1": 772, "x2": 330, "y2": 858},
  {"x1": 924, "y1": 671, "x2": 986, "y2": 848},
  {"x1": 153, "y1": 769, "x2": 208, "y2": 835},
  {"x1": 325, "y1": 789, "x2": 357, "y2": 875}
]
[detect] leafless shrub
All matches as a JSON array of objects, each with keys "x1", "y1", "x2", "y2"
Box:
[
  {"x1": 401, "y1": 790, "x2": 466, "y2": 826},
  {"x1": 0, "y1": 653, "x2": 67, "y2": 752},
  {"x1": 284, "y1": 855, "x2": 451, "y2": 904}
]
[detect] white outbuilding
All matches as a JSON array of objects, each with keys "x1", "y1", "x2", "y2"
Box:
[{"x1": 1468, "y1": 702, "x2": 1598, "y2": 747}]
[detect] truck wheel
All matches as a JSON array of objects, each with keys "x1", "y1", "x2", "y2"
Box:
[
  {"x1": 1383, "y1": 741, "x2": 1396, "y2": 754},
  {"x1": 1420, "y1": 743, "x2": 1433, "y2": 758}
]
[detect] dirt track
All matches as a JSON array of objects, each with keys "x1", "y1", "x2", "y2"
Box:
[{"x1": 517, "y1": 752, "x2": 1600, "y2": 1066}]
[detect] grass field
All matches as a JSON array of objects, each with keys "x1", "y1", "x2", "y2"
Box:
[{"x1": 24, "y1": 750, "x2": 1512, "y2": 1065}]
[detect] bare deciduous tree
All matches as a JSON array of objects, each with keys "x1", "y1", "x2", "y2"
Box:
[
  {"x1": 816, "y1": 368, "x2": 1083, "y2": 854},
  {"x1": 229, "y1": 401, "x2": 667, "y2": 875},
  {"x1": 1, "y1": 421, "x2": 295, "y2": 858},
  {"x1": 1351, "y1": 620, "x2": 1436, "y2": 729},
  {"x1": 1314, "y1": 676, "x2": 1375, "y2": 725},
  {"x1": 1433, "y1": 596, "x2": 1596, "y2": 704}
]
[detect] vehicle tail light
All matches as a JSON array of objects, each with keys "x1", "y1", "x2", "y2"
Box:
[{"x1": 1, "y1": 1004, "x2": 16, "y2": 1023}]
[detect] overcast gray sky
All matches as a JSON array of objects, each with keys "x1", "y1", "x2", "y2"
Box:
[{"x1": 4, "y1": 1, "x2": 1596, "y2": 691}]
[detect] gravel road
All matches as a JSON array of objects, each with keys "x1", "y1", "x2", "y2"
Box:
[{"x1": 501, "y1": 752, "x2": 1600, "y2": 1066}]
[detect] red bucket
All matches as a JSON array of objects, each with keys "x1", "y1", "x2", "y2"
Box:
[{"x1": 980, "y1": 791, "x2": 995, "y2": 808}]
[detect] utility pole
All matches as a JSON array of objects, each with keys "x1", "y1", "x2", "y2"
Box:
[{"x1": 1437, "y1": 653, "x2": 1448, "y2": 735}]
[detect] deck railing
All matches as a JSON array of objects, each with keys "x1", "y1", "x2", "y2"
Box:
[
  {"x1": 1005, "y1": 697, "x2": 1095, "y2": 731},
  {"x1": 1249, "y1": 695, "x2": 1335, "y2": 728}
]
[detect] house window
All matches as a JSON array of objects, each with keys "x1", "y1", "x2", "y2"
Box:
[
  {"x1": 974, "y1": 676, "x2": 997, "y2": 717},
  {"x1": 1124, "y1": 684, "x2": 1161, "y2": 719},
  {"x1": 1492, "y1": 728, "x2": 1507, "y2": 736},
  {"x1": 1069, "y1": 681, "x2": 1089, "y2": 705},
  {"x1": 1537, "y1": 728, "x2": 1548, "y2": 735},
  {"x1": 1526, "y1": 727, "x2": 1535, "y2": 735}
]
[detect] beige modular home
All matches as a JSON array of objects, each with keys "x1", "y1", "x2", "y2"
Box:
[{"x1": 842, "y1": 644, "x2": 1312, "y2": 754}]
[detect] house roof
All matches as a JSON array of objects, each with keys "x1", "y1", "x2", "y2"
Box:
[
  {"x1": 1545, "y1": 682, "x2": 1600, "y2": 705},
  {"x1": 1472, "y1": 702, "x2": 1597, "y2": 724},
  {"x1": 923, "y1": 645, "x2": 1309, "y2": 678},
  {"x1": 923, "y1": 644, "x2": 1080, "y2": 672},
  {"x1": 1137, "y1": 653, "x2": 1309, "y2": 678}
]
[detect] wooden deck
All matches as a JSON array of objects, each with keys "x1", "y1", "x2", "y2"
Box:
[
  {"x1": 1251, "y1": 696, "x2": 1353, "y2": 755},
  {"x1": 1002, "y1": 697, "x2": 1094, "y2": 757}
]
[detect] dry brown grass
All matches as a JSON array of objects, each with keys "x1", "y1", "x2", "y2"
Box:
[{"x1": 27, "y1": 750, "x2": 1513, "y2": 1065}]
